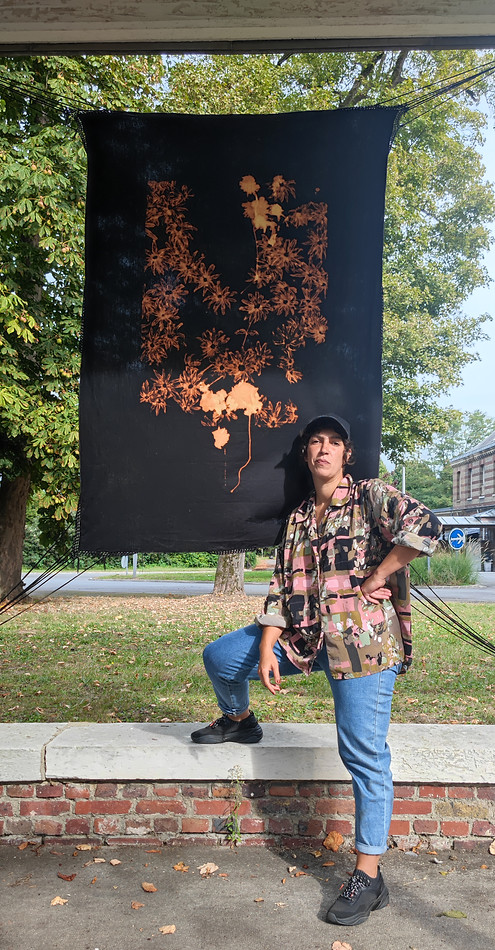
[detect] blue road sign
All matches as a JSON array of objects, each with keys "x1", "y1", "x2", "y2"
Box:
[{"x1": 448, "y1": 528, "x2": 465, "y2": 550}]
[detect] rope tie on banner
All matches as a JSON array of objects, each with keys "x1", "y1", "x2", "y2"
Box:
[{"x1": 410, "y1": 577, "x2": 495, "y2": 658}]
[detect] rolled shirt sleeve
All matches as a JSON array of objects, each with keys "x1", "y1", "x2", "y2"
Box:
[
  {"x1": 367, "y1": 480, "x2": 442, "y2": 555},
  {"x1": 255, "y1": 543, "x2": 292, "y2": 629}
]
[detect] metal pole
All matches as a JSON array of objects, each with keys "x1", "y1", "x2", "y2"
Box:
[
  {"x1": 401, "y1": 464, "x2": 406, "y2": 494},
  {"x1": 132, "y1": 553, "x2": 138, "y2": 577}
]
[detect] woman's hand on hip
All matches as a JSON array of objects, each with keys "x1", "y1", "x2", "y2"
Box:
[{"x1": 361, "y1": 571, "x2": 392, "y2": 605}]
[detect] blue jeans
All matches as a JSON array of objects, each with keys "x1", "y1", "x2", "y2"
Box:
[{"x1": 203, "y1": 623, "x2": 400, "y2": 855}]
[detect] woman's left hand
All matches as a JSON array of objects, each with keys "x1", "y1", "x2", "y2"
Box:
[{"x1": 361, "y1": 572, "x2": 391, "y2": 605}]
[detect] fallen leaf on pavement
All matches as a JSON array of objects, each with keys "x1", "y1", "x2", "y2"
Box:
[
  {"x1": 57, "y1": 873, "x2": 76, "y2": 882},
  {"x1": 489, "y1": 840, "x2": 495, "y2": 855},
  {"x1": 331, "y1": 942, "x2": 352, "y2": 950},
  {"x1": 322, "y1": 861, "x2": 335, "y2": 867},
  {"x1": 93, "y1": 857, "x2": 106, "y2": 864},
  {"x1": 159, "y1": 925, "x2": 176, "y2": 934},
  {"x1": 275, "y1": 902, "x2": 287, "y2": 907},
  {"x1": 18, "y1": 842, "x2": 29, "y2": 851},
  {"x1": 437, "y1": 910, "x2": 467, "y2": 918},
  {"x1": 323, "y1": 832, "x2": 344, "y2": 852},
  {"x1": 294, "y1": 871, "x2": 307, "y2": 877},
  {"x1": 90, "y1": 877, "x2": 97, "y2": 885},
  {"x1": 75, "y1": 844, "x2": 92, "y2": 851},
  {"x1": 218, "y1": 873, "x2": 228, "y2": 878},
  {"x1": 142, "y1": 882, "x2": 157, "y2": 892},
  {"x1": 198, "y1": 862, "x2": 219, "y2": 877},
  {"x1": 288, "y1": 865, "x2": 297, "y2": 873},
  {"x1": 109, "y1": 859, "x2": 121, "y2": 866},
  {"x1": 254, "y1": 897, "x2": 264, "y2": 902},
  {"x1": 281, "y1": 878, "x2": 286, "y2": 884},
  {"x1": 50, "y1": 896, "x2": 68, "y2": 906},
  {"x1": 131, "y1": 901, "x2": 145, "y2": 910},
  {"x1": 146, "y1": 849, "x2": 162, "y2": 853},
  {"x1": 310, "y1": 850, "x2": 323, "y2": 858},
  {"x1": 480, "y1": 864, "x2": 489, "y2": 869},
  {"x1": 173, "y1": 862, "x2": 189, "y2": 872}
]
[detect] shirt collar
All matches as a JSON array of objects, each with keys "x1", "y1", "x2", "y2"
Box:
[{"x1": 294, "y1": 474, "x2": 353, "y2": 522}]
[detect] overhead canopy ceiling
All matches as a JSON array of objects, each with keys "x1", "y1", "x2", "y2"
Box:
[{"x1": 1, "y1": 1, "x2": 495, "y2": 54}]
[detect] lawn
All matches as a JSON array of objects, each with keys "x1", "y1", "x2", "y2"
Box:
[{"x1": 1, "y1": 595, "x2": 494, "y2": 725}]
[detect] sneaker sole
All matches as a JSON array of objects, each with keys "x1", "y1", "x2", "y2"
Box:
[
  {"x1": 191, "y1": 729, "x2": 263, "y2": 745},
  {"x1": 326, "y1": 886, "x2": 389, "y2": 926}
]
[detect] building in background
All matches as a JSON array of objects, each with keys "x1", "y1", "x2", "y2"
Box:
[{"x1": 446, "y1": 429, "x2": 495, "y2": 569}]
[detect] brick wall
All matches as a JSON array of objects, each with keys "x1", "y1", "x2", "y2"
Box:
[{"x1": 1, "y1": 780, "x2": 493, "y2": 850}]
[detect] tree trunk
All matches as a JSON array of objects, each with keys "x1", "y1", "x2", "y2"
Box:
[
  {"x1": 0, "y1": 473, "x2": 31, "y2": 603},
  {"x1": 213, "y1": 552, "x2": 245, "y2": 595}
]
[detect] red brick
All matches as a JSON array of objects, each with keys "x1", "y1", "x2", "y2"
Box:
[
  {"x1": 135, "y1": 800, "x2": 186, "y2": 815},
  {"x1": 66, "y1": 818, "x2": 91, "y2": 836},
  {"x1": 125, "y1": 818, "x2": 153, "y2": 835},
  {"x1": 94, "y1": 817, "x2": 122, "y2": 835},
  {"x1": 212, "y1": 786, "x2": 233, "y2": 799},
  {"x1": 94, "y1": 783, "x2": 119, "y2": 798},
  {"x1": 269, "y1": 785, "x2": 296, "y2": 797},
  {"x1": 37, "y1": 784, "x2": 64, "y2": 799},
  {"x1": 240, "y1": 818, "x2": 266, "y2": 834},
  {"x1": 121, "y1": 784, "x2": 149, "y2": 799},
  {"x1": 182, "y1": 785, "x2": 209, "y2": 798},
  {"x1": 328, "y1": 785, "x2": 354, "y2": 797},
  {"x1": 389, "y1": 820, "x2": 411, "y2": 835},
  {"x1": 7, "y1": 785, "x2": 35, "y2": 798},
  {"x1": 393, "y1": 800, "x2": 432, "y2": 815},
  {"x1": 316, "y1": 799, "x2": 355, "y2": 815},
  {"x1": 299, "y1": 785, "x2": 324, "y2": 797},
  {"x1": 193, "y1": 799, "x2": 228, "y2": 816},
  {"x1": 106, "y1": 837, "x2": 163, "y2": 847},
  {"x1": 393, "y1": 786, "x2": 416, "y2": 799},
  {"x1": 65, "y1": 786, "x2": 91, "y2": 800},
  {"x1": 440, "y1": 821, "x2": 470, "y2": 836},
  {"x1": 75, "y1": 801, "x2": 131, "y2": 815},
  {"x1": 4, "y1": 819, "x2": 32, "y2": 835},
  {"x1": 34, "y1": 819, "x2": 63, "y2": 836},
  {"x1": 20, "y1": 801, "x2": 69, "y2": 817},
  {"x1": 154, "y1": 817, "x2": 180, "y2": 833},
  {"x1": 298, "y1": 819, "x2": 324, "y2": 837},
  {"x1": 477, "y1": 786, "x2": 495, "y2": 801},
  {"x1": 268, "y1": 818, "x2": 294, "y2": 835},
  {"x1": 413, "y1": 819, "x2": 440, "y2": 834},
  {"x1": 419, "y1": 786, "x2": 445, "y2": 799},
  {"x1": 325, "y1": 819, "x2": 353, "y2": 835},
  {"x1": 181, "y1": 818, "x2": 210, "y2": 834},
  {"x1": 0, "y1": 820, "x2": 3, "y2": 835},
  {"x1": 472, "y1": 820, "x2": 495, "y2": 837},
  {"x1": 447, "y1": 786, "x2": 475, "y2": 799},
  {"x1": 0, "y1": 803, "x2": 13, "y2": 817},
  {"x1": 153, "y1": 785, "x2": 179, "y2": 797}
]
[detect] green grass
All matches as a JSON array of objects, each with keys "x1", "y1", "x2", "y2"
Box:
[{"x1": 1, "y1": 595, "x2": 493, "y2": 724}]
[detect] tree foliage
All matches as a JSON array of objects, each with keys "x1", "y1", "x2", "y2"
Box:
[{"x1": 0, "y1": 55, "x2": 166, "y2": 596}]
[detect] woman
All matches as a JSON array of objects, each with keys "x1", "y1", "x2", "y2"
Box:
[{"x1": 191, "y1": 414, "x2": 441, "y2": 927}]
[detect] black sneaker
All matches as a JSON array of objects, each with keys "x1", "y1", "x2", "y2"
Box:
[
  {"x1": 325, "y1": 868, "x2": 389, "y2": 926},
  {"x1": 191, "y1": 711, "x2": 263, "y2": 744}
]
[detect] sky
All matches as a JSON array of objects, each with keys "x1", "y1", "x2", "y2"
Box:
[{"x1": 442, "y1": 116, "x2": 495, "y2": 419}]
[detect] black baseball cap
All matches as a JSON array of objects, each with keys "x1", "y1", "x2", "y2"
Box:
[{"x1": 301, "y1": 414, "x2": 351, "y2": 442}]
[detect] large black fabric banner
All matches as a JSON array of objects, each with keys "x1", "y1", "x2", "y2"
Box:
[{"x1": 77, "y1": 107, "x2": 401, "y2": 554}]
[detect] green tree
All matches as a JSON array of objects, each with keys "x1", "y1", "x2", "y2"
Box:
[
  {"x1": 427, "y1": 409, "x2": 495, "y2": 471},
  {"x1": 0, "y1": 55, "x2": 166, "y2": 600}
]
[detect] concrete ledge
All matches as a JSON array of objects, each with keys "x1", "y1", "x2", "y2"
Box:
[{"x1": 1, "y1": 723, "x2": 494, "y2": 784}]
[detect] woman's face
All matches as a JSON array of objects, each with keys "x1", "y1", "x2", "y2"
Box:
[{"x1": 304, "y1": 428, "x2": 348, "y2": 484}]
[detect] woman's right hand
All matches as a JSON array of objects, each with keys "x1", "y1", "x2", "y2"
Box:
[
  {"x1": 258, "y1": 648, "x2": 281, "y2": 694},
  {"x1": 258, "y1": 625, "x2": 282, "y2": 694}
]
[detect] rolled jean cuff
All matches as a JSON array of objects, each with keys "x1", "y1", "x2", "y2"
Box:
[{"x1": 355, "y1": 840, "x2": 388, "y2": 856}]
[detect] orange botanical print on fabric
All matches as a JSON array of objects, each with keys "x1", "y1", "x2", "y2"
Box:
[{"x1": 140, "y1": 175, "x2": 328, "y2": 490}]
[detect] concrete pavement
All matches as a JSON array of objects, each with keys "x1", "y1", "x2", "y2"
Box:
[{"x1": 0, "y1": 840, "x2": 493, "y2": 950}]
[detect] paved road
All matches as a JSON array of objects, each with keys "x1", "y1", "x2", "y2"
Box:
[
  {"x1": 24, "y1": 570, "x2": 495, "y2": 602},
  {"x1": 0, "y1": 841, "x2": 493, "y2": 950}
]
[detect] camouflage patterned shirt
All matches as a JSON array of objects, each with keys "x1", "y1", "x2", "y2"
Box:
[{"x1": 257, "y1": 475, "x2": 441, "y2": 680}]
